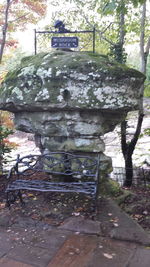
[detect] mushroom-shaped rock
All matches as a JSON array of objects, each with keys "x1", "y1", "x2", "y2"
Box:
[
  {"x1": 0, "y1": 51, "x2": 145, "y2": 155},
  {"x1": 0, "y1": 51, "x2": 145, "y2": 112}
]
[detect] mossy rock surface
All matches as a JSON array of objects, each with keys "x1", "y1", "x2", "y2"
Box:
[{"x1": 0, "y1": 51, "x2": 145, "y2": 112}]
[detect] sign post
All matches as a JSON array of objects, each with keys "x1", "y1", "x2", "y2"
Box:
[{"x1": 34, "y1": 20, "x2": 96, "y2": 54}]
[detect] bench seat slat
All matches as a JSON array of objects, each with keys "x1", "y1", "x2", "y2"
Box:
[
  {"x1": 6, "y1": 180, "x2": 96, "y2": 195},
  {"x1": 6, "y1": 153, "x2": 100, "y2": 207}
]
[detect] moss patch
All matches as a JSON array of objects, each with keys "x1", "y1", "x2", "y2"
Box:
[
  {"x1": 0, "y1": 50, "x2": 145, "y2": 113},
  {"x1": 100, "y1": 179, "x2": 123, "y2": 197}
]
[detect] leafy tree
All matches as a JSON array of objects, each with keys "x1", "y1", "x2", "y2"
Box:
[
  {"x1": 0, "y1": 126, "x2": 13, "y2": 174},
  {"x1": 0, "y1": 0, "x2": 47, "y2": 63},
  {"x1": 0, "y1": 0, "x2": 47, "y2": 173},
  {"x1": 120, "y1": 1, "x2": 150, "y2": 187}
]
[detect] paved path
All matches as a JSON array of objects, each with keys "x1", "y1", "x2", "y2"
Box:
[{"x1": 0, "y1": 198, "x2": 150, "y2": 267}]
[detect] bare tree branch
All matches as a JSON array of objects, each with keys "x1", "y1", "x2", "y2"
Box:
[
  {"x1": 101, "y1": 22, "x2": 115, "y2": 34},
  {"x1": 8, "y1": 13, "x2": 30, "y2": 24},
  {"x1": 77, "y1": 8, "x2": 115, "y2": 46}
]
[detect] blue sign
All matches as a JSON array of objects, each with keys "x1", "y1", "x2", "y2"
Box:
[{"x1": 51, "y1": 37, "x2": 78, "y2": 48}]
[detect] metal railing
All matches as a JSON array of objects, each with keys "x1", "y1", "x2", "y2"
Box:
[
  {"x1": 110, "y1": 166, "x2": 150, "y2": 187},
  {"x1": 34, "y1": 28, "x2": 96, "y2": 54}
]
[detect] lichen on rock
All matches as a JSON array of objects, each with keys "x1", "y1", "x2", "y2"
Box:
[
  {"x1": 0, "y1": 50, "x2": 145, "y2": 112},
  {"x1": 0, "y1": 51, "x2": 145, "y2": 176}
]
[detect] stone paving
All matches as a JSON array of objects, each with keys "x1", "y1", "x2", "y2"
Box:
[{"x1": 0, "y1": 198, "x2": 150, "y2": 267}]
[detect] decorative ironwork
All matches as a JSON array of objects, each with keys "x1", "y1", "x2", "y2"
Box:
[
  {"x1": 13, "y1": 152, "x2": 98, "y2": 177},
  {"x1": 110, "y1": 166, "x2": 150, "y2": 187},
  {"x1": 34, "y1": 21, "x2": 96, "y2": 54},
  {"x1": 5, "y1": 152, "x2": 100, "y2": 207},
  {"x1": 6, "y1": 181, "x2": 96, "y2": 194}
]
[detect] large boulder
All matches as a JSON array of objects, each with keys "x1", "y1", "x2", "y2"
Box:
[
  {"x1": 0, "y1": 51, "x2": 144, "y2": 112},
  {"x1": 0, "y1": 50, "x2": 145, "y2": 164}
]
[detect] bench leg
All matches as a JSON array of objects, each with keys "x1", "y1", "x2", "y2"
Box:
[
  {"x1": 95, "y1": 195, "x2": 98, "y2": 213},
  {"x1": 18, "y1": 190, "x2": 25, "y2": 206},
  {"x1": 6, "y1": 192, "x2": 11, "y2": 208},
  {"x1": 6, "y1": 191, "x2": 25, "y2": 208},
  {"x1": 6, "y1": 191, "x2": 18, "y2": 208}
]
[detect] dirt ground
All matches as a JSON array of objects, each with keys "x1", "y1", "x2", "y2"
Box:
[
  {"x1": 0, "y1": 174, "x2": 96, "y2": 227},
  {"x1": 118, "y1": 186, "x2": 150, "y2": 234},
  {"x1": 1, "y1": 174, "x2": 150, "y2": 233}
]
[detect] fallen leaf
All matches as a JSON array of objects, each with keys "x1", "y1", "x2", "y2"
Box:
[
  {"x1": 113, "y1": 223, "x2": 119, "y2": 227},
  {"x1": 75, "y1": 248, "x2": 80, "y2": 254},
  {"x1": 134, "y1": 214, "x2": 143, "y2": 219},
  {"x1": 27, "y1": 193, "x2": 34, "y2": 197},
  {"x1": 143, "y1": 210, "x2": 148, "y2": 215},
  {"x1": 72, "y1": 212, "x2": 80, "y2": 216},
  {"x1": 103, "y1": 253, "x2": 113, "y2": 259},
  {"x1": 110, "y1": 217, "x2": 119, "y2": 223},
  {"x1": 75, "y1": 207, "x2": 84, "y2": 212}
]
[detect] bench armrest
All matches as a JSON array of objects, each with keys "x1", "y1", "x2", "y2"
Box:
[
  {"x1": 6, "y1": 154, "x2": 20, "y2": 181},
  {"x1": 7, "y1": 166, "x2": 16, "y2": 180}
]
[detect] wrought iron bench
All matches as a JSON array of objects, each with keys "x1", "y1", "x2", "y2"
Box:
[{"x1": 5, "y1": 152, "x2": 100, "y2": 208}]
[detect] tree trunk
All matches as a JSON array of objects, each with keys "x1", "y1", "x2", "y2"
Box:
[
  {"x1": 140, "y1": 2, "x2": 146, "y2": 73},
  {"x1": 0, "y1": 0, "x2": 11, "y2": 63},
  {"x1": 118, "y1": 0, "x2": 125, "y2": 47},
  {"x1": 121, "y1": 113, "x2": 144, "y2": 187},
  {"x1": 120, "y1": 2, "x2": 148, "y2": 187},
  {"x1": 124, "y1": 155, "x2": 133, "y2": 187}
]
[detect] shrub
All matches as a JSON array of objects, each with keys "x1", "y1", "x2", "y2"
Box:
[{"x1": 0, "y1": 111, "x2": 16, "y2": 175}]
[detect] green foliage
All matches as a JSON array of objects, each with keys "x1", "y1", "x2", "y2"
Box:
[
  {"x1": 0, "y1": 125, "x2": 13, "y2": 174},
  {"x1": 100, "y1": 178, "x2": 122, "y2": 197},
  {"x1": 98, "y1": 0, "x2": 145, "y2": 16},
  {"x1": 143, "y1": 128, "x2": 150, "y2": 136},
  {"x1": 0, "y1": 49, "x2": 26, "y2": 82},
  {"x1": 146, "y1": 56, "x2": 150, "y2": 79},
  {"x1": 101, "y1": 0, "x2": 117, "y2": 15},
  {"x1": 140, "y1": 126, "x2": 150, "y2": 138},
  {"x1": 115, "y1": 189, "x2": 134, "y2": 205},
  {"x1": 109, "y1": 42, "x2": 127, "y2": 63},
  {"x1": 0, "y1": 111, "x2": 16, "y2": 174},
  {"x1": 144, "y1": 56, "x2": 150, "y2": 97},
  {"x1": 130, "y1": 0, "x2": 146, "y2": 6},
  {"x1": 0, "y1": 126, "x2": 13, "y2": 155},
  {"x1": 144, "y1": 84, "x2": 150, "y2": 97}
]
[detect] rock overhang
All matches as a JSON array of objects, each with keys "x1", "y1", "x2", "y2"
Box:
[
  {"x1": 0, "y1": 50, "x2": 145, "y2": 154},
  {"x1": 0, "y1": 51, "x2": 145, "y2": 113}
]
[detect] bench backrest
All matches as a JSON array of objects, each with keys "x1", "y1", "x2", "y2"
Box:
[{"x1": 14, "y1": 152, "x2": 99, "y2": 180}]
